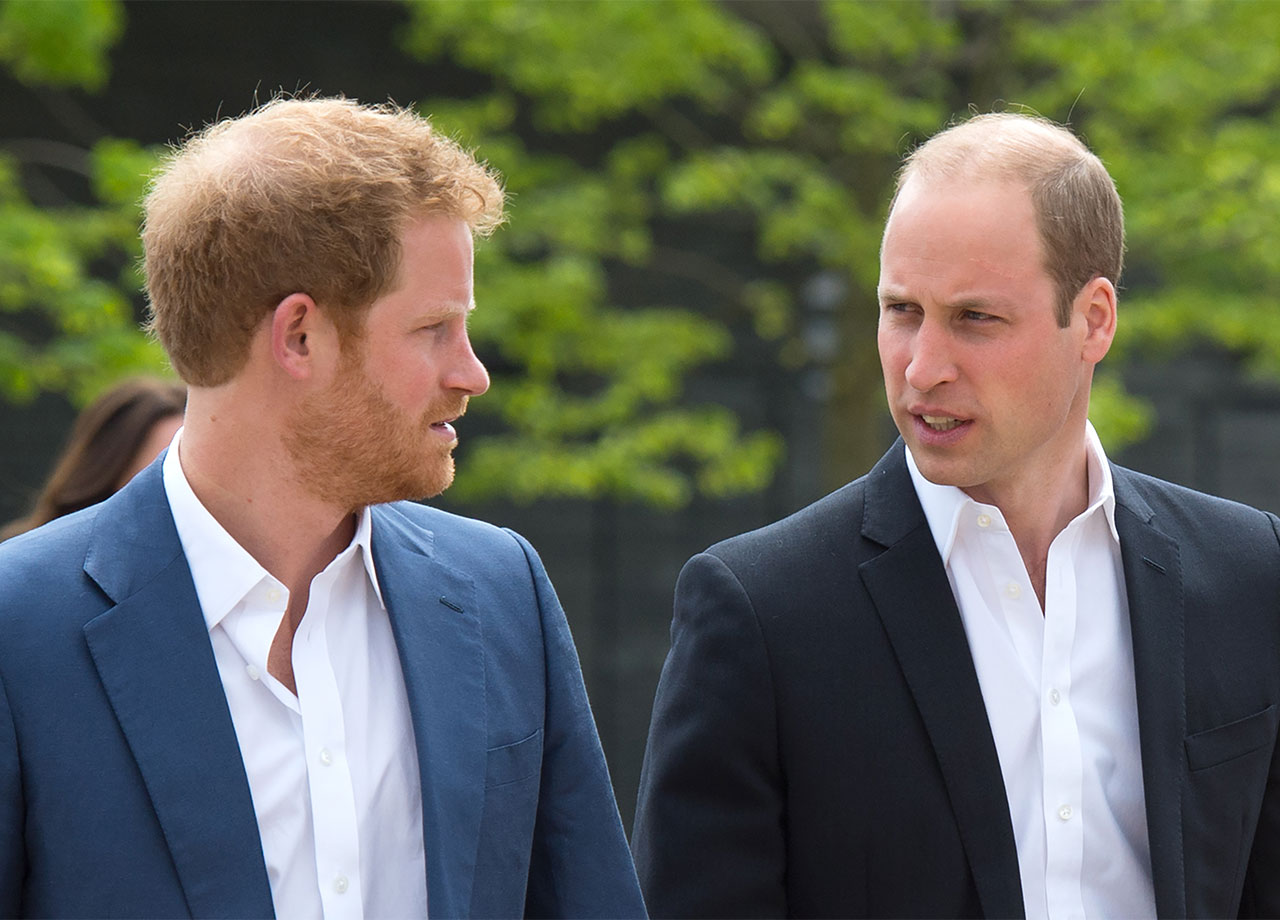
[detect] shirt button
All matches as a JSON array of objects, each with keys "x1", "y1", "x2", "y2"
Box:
[
  {"x1": 976, "y1": 513, "x2": 992, "y2": 528},
  {"x1": 333, "y1": 875, "x2": 349, "y2": 894},
  {"x1": 1058, "y1": 804, "x2": 1073, "y2": 821},
  {"x1": 245, "y1": 664, "x2": 260, "y2": 681},
  {"x1": 1049, "y1": 688, "x2": 1061, "y2": 705},
  {"x1": 1005, "y1": 582, "x2": 1021, "y2": 599},
  {"x1": 319, "y1": 748, "x2": 333, "y2": 766},
  {"x1": 266, "y1": 587, "x2": 282, "y2": 603}
]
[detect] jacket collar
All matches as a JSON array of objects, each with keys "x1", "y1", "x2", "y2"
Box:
[
  {"x1": 82, "y1": 456, "x2": 275, "y2": 918},
  {"x1": 370, "y1": 503, "x2": 486, "y2": 918},
  {"x1": 80, "y1": 459, "x2": 495, "y2": 919}
]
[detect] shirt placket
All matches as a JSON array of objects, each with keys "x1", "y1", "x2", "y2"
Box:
[
  {"x1": 1040, "y1": 527, "x2": 1086, "y2": 920},
  {"x1": 294, "y1": 570, "x2": 365, "y2": 920},
  {"x1": 984, "y1": 519, "x2": 1041, "y2": 693}
]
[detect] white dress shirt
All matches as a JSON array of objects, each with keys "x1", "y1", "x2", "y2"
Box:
[
  {"x1": 163, "y1": 431, "x2": 428, "y2": 919},
  {"x1": 905, "y1": 423, "x2": 1156, "y2": 920}
]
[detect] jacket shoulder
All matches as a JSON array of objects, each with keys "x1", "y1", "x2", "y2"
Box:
[
  {"x1": 0, "y1": 506, "x2": 103, "y2": 609},
  {"x1": 701, "y1": 475, "x2": 874, "y2": 581},
  {"x1": 373, "y1": 500, "x2": 531, "y2": 569},
  {"x1": 1112, "y1": 464, "x2": 1280, "y2": 534}
]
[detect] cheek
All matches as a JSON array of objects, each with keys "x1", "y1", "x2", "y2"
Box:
[
  {"x1": 991, "y1": 347, "x2": 1067, "y2": 411},
  {"x1": 374, "y1": 349, "x2": 428, "y2": 394},
  {"x1": 877, "y1": 331, "x2": 908, "y2": 381}
]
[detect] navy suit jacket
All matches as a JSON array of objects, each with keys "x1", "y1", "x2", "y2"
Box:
[
  {"x1": 633, "y1": 442, "x2": 1280, "y2": 918},
  {"x1": 0, "y1": 457, "x2": 645, "y2": 919}
]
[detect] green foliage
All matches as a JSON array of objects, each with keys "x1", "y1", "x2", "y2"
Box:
[
  {"x1": 401, "y1": 0, "x2": 773, "y2": 132},
  {"x1": 396, "y1": 0, "x2": 930, "y2": 493},
  {"x1": 6, "y1": 0, "x2": 1280, "y2": 505},
  {"x1": 454, "y1": 406, "x2": 782, "y2": 508},
  {"x1": 0, "y1": 138, "x2": 166, "y2": 405},
  {"x1": 403, "y1": 0, "x2": 803, "y2": 505},
  {"x1": 1009, "y1": 0, "x2": 1280, "y2": 443},
  {"x1": 0, "y1": 0, "x2": 122, "y2": 90},
  {"x1": 402, "y1": 0, "x2": 1280, "y2": 490},
  {"x1": 1088, "y1": 374, "x2": 1154, "y2": 450},
  {"x1": 0, "y1": 0, "x2": 167, "y2": 410}
]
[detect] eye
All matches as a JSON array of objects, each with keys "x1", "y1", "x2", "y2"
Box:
[
  {"x1": 960, "y1": 309, "x2": 998, "y2": 322},
  {"x1": 416, "y1": 317, "x2": 449, "y2": 334},
  {"x1": 881, "y1": 301, "x2": 918, "y2": 315}
]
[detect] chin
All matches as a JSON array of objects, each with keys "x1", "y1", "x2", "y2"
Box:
[
  {"x1": 413, "y1": 472, "x2": 454, "y2": 502},
  {"x1": 912, "y1": 458, "x2": 967, "y2": 489},
  {"x1": 398, "y1": 457, "x2": 456, "y2": 504},
  {"x1": 336, "y1": 456, "x2": 455, "y2": 509}
]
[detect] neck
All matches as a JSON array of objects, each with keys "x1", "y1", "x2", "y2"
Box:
[
  {"x1": 179, "y1": 389, "x2": 356, "y2": 598},
  {"x1": 963, "y1": 435, "x2": 1093, "y2": 610}
]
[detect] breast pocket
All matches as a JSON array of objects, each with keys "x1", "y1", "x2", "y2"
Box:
[
  {"x1": 1185, "y1": 704, "x2": 1278, "y2": 771},
  {"x1": 485, "y1": 728, "x2": 544, "y2": 788}
]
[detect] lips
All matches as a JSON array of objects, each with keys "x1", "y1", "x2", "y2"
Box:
[
  {"x1": 424, "y1": 401, "x2": 468, "y2": 441},
  {"x1": 428, "y1": 416, "x2": 458, "y2": 438},
  {"x1": 906, "y1": 407, "x2": 973, "y2": 444}
]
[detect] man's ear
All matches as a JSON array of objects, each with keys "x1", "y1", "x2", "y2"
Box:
[
  {"x1": 1078, "y1": 276, "x2": 1117, "y2": 365},
  {"x1": 269, "y1": 293, "x2": 322, "y2": 379}
]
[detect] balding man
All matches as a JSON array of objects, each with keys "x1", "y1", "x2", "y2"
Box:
[{"x1": 634, "y1": 113, "x2": 1280, "y2": 919}]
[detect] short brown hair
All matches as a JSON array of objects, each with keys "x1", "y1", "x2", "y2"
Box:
[
  {"x1": 143, "y1": 97, "x2": 505, "y2": 385},
  {"x1": 892, "y1": 112, "x2": 1124, "y2": 326}
]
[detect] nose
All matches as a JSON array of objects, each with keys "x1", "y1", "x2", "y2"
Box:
[
  {"x1": 903, "y1": 318, "x2": 958, "y2": 392},
  {"x1": 448, "y1": 332, "x2": 490, "y2": 396}
]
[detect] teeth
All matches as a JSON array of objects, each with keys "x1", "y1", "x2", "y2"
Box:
[{"x1": 922, "y1": 415, "x2": 962, "y2": 431}]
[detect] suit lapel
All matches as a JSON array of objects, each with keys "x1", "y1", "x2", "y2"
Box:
[
  {"x1": 857, "y1": 443, "x2": 1026, "y2": 920},
  {"x1": 1112, "y1": 468, "x2": 1186, "y2": 919},
  {"x1": 81, "y1": 461, "x2": 274, "y2": 919},
  {"x1": 372, "y1": 506, "x2": 485, "y2": 920}
]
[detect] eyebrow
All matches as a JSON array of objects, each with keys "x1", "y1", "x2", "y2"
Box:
[
  {"x1": 877, "y1": 288, "x2": 1012, "y2": 313},
  {"x1": 416, "y1": 300, "x2": 475, "y2": 320}
]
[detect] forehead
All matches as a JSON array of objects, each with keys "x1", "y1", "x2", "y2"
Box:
[
  {"x1": 880, "y1": 177, "x2": 1047, "y2": 290},
  {"x1": 391, "y1": 217, "x2": 473, "y2": 298}
]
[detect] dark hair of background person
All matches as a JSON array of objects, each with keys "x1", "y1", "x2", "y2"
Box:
[{"x1": 1, "y1": 377, "x2": 187, "y2": 540}]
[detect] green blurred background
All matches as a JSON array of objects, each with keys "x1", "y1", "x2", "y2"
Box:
[{"x1": 3, "y1": 0, "x2": 1280, "y2": 828}]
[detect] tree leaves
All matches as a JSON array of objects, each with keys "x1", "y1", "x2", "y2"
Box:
[
  {"x1": 6, "y1": 0, "x2": 1280, "y2": 504},
  {"x1": 0, "y1": 0, "x2": 122, "y2": 91}
]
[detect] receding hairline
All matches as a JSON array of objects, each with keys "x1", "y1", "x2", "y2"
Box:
[
  {"x1": 881, "y1": 170, "x2": 1044, "y2": 253},
  {"x1": 885, "y1": 112, "x2": 1124, "y2": 326},
  {"x1": 896, "y1": 113, "x2": 1095, "y2": 188}
]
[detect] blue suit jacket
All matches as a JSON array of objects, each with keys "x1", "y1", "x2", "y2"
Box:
[{"x1": 0, "y1": 457, "x2": 646, "y2": 919}]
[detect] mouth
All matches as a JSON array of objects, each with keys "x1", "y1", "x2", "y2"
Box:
[
  {"x1": 920, "y1": 414, "x2": 964, "y2": 432},
  {"x1": 907, "y1": 409, "x2": 973, "y2": 444},
  {"x1": 428, "y1": 405, "x2": 467, "y2": 439}
]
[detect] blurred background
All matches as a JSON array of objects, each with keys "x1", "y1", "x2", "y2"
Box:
[{"x1": 3, "y1": 0, "x2": 1280, "y2": 830}]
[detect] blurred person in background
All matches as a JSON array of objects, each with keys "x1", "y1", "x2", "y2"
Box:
[{"x1": 1, "y1": 376, "x2": 186, "y2": 541}]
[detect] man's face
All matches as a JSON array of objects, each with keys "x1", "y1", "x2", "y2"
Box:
[
  {"x1": 286, "y1": 217, "x2": 490, "y2": 510},
  {"x1": 876, "y1": 177, "x2": 1094, "y2": 508}
]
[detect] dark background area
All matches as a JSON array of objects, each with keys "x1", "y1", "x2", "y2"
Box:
[{"x1": 4, "y1": 1, "x2": 1280, "y2": 832}]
